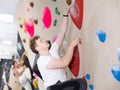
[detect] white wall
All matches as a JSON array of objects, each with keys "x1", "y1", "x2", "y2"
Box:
[
  {"x1": 0, "y1": 23, "x2": 17, "y2": 59},
  {"x1": 0, "y1": 0, "x2": 20, "y2": 59}
]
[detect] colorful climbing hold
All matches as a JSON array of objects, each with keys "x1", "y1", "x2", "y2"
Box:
[
  {"x1": 41, "y1": 6, "x2": 52, "y2": 29},
  {"x1": 30, "y1": 2, "x2": 34, "y2": 8},
  {"x1": 52, "y1": 35, "x2": 57, "y2": 43},
  {"x1": 19, "y1": 24, "x2": 23, "y2": 28},
  {"x1": 53, "y1": 19, "x2": 57, "y2": 26},
  {"x1": 86, "y1": 73, "x2": 91, "y2": 80},
  {"x1": 66, "y1": 0, "x2": 72, "y2": 5},
  {"x1": 24, "y1": 18, "x2": 34, "y2": 38},
  {"x1": 96, "y1": 29, "x2": 106, "y2": 43},
  {"x1": 70, "y1": 0, "x2": 83, "y2": 29},
  {"x1": 23, "y1": 39, "x2": 26, "y2": 43},
  {"x1": 52, "y1": 0, "x2": 57, "y2": 2},
  {"x1": 27, "y1": 8, "x2": 30, "y2": 12},
  {"x1": 34, "y1": 19, "x2": 38, "y2": 25},
  {"x1": 111, "y1": 65, "x2": 120, "y2": 82},
  {"x1": 55, "y1": 7, "x2": 60, "y2": 15},
  {"x1": 89, "y1": 84, "x2": 94, "y2": 90},
  {"x1": 33, "y1": 72, "x2": 38, "y2": 78},
  {"x1": 24, "y1": 29, "x2": 26, "y2": 34}
]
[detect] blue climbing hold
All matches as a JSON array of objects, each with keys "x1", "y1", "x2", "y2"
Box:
[
  {"x1": 96, "y1": 29, "x2": 106, "y2": 43},
  {"x1": 111, "y1": 65, "x2": 120, "y2": 81},
  {"x1": 86, "y1": 73, "x2": 91, "y2": 80},
  {"x1": 89, "y1": 84, "x2": 94, "y2": 90}
]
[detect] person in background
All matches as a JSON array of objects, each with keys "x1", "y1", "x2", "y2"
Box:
[
  {"x1": 2, "y1": 68, "x2": 12, "y2": 90},
  {"x1": 12, "y1": 60, "x2": 32, "y2": 90}
]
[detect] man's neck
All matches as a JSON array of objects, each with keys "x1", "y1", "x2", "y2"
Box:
[{"x1": 39, "y1": 50, "x2": 50, "y2": 56}]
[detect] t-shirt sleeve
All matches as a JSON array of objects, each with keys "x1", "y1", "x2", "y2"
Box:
[
  {"x1": 37, "y1": 57, "x2": 51, "y2": 69},
  {"x1": 49, "y1": 42, "x2": 59, "y2": 58},
  {"x1": 50, "y1": 42, "x2": 59, "y2": 52}
]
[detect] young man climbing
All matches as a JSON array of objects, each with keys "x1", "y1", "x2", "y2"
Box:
[{"x1": 30, "y1": 3, "x2": 87, "y2": 90}]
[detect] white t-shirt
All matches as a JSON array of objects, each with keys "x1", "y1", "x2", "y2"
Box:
[
  {"x1": 17, "y1": 67, "x2": 32, "y2": 90},
  {"x1": 37, "y1": 42, "x2": 67, "y2": 89}
]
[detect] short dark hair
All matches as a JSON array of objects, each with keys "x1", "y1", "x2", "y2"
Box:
[
  {"x1": 29, "y1": 35, "x2": 40, "y2": 54},
  {"x1": 12, "y1": 60, "x2": 17, "y2": 68}
]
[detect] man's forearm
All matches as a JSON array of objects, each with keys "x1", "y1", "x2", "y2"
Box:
[
  {"x1": 56, "y1": 5, "x2": 71, "y2": 47},
  {"x1": 56, "y1": 17, "x2": 69, "y2": 47},
  {"x1": 61, "y1": 44, "x2": 74, "y2": 68},
  {"x1": 60, "y1": 37, "x2": 81, "y2": 68}
]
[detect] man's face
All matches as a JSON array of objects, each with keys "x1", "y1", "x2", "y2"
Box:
[
  {"x1": 35, "y1": 38, "x2": 49, "y2": 51},
  {"x1": 14, "y1": 61, "x2": 20, "y2": 68}
]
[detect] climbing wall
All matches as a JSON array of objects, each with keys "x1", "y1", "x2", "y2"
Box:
[
  {"x1": 16, "y1": 0, "x2": 120, "y2": 90},
  {"x1": 81, "y1": 0, "x2": 120, "y2": 90}
]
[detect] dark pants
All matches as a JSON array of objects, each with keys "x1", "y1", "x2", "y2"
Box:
[{"x1": 47, "y1": 78, "x2": 87, "y2": 90}]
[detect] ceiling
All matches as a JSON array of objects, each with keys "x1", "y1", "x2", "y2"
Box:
[{"x1": 0, "y1": 0, "x2": 20, "y2": 59}]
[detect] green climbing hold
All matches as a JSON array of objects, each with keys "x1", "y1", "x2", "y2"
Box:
[
  {"x1": 52, "y1": 0, "x2": 57, "y2": 2},
  {"x1": 53, "y1": 19, "x2": 57, "y2": 26},
  {"x1": 55, "y1": 7, "x2": 60, "y2": 15}
]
